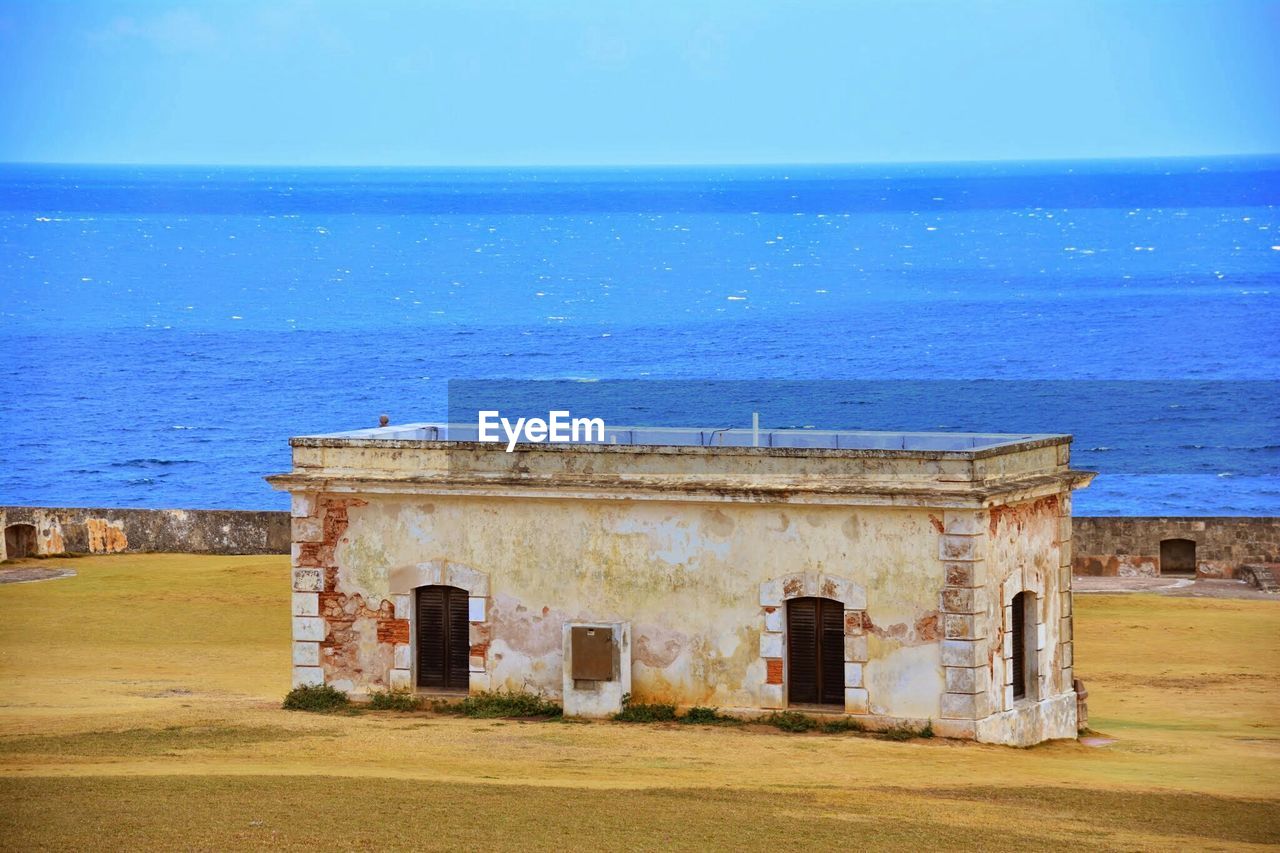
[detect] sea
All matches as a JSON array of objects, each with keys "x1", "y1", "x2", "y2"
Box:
[{"x1": 1, "y1": 158, "x2": 1278, "y2": 515}]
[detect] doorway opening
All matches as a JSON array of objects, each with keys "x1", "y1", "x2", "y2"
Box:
[
  {"x1": 786, "y1": 596, "x2": 845, "y2": 708},
  {"x1": 415, "y1": 584, "x2": 470, "y2": 692},
  {"x1": 1159, "y1": 538, "x2": 1197, "y2": 576}
]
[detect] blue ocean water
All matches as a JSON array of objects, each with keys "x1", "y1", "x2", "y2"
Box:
[{"x1": 1, "y1": 159, "x2": 1277, "y2": 514}]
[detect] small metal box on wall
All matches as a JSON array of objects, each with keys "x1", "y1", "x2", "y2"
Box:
[
  {"x1": 562, "y1": 621, "x2": 631, "y2": 718},
  {"x1": 571, "y1": 625, "x2": 616, "y2": 681}
]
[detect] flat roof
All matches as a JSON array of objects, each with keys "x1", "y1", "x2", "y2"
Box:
[{"x1": 300, "y1": 422, "x2": 1064, "y2": 454}]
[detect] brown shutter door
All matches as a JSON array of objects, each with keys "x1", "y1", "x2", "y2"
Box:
[
  {"x1": 447, "y1": 588, "x2": 471, "y2": 690},
  {"x1": 819, "y1": 599, "x2": 846, "y2": 706},
  {"x1": 1011, "y1": 592, "x2": 1025, "y2": 700},
  {"x1": 417, "y1": 586, "x2": 447, "y2": 689},
  {"x1": 787, "y1": 598, "x2": 819, "y2": 704}
]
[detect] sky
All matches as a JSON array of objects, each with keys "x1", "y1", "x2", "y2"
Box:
[{"x1": 0, "y1": 0, "x2": 1277, "y2": 166}]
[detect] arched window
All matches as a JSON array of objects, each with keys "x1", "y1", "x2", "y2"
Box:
[{"x1": 1010, "y1": 591, "x2": 1036, "y2": 701}]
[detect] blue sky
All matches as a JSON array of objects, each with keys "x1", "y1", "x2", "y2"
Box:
[{"x1": 0, "y1": 1, "x2": 1277, "y2": 166}]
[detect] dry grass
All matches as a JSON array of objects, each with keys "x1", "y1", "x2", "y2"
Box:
[{"x1": 0, "y1": 553, "x2": 1277, "y2": 850}]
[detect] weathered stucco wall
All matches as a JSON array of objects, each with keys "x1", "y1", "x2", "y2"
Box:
[
  {"x1": 297, "y1": 493, "x2": 945, "y2": 714},
  {"x1": 0, "y1": 506, "x2": 289, "y2": 559},
  {"x1": 275, "y1": 429, "x2": 1091, "y2": 744},
  {"x1": 1073, "y1": 516, "x2": 1280, "y2": 578}
]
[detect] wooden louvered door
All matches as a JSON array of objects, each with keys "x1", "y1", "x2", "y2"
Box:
[
  {"x1": 416, "y1": 585, "x2": 470, "y2": 692},
  {"x1": 787, "y1": 596, "x2": 845, "y2": 707}
]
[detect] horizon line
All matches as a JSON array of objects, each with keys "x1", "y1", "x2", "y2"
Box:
[{"x1": 3, "y1": 151, "x2": 1279, "y2": 170}]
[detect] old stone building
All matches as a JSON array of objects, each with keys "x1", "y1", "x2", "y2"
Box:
[{"x1": 268, "y1": 424, "x2": 1094, "y2": 746}]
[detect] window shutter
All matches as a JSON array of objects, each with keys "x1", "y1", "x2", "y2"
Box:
[
  {"x1": 417, "y1": 585, "x2": 471, "y2": 691},
  {"x1": 819, "y1": 599, "x2": 846, "y2": 706},
  {"x1": 787, "y1": 598, "x2": 819, "y2": 704},
  {"x1": 1011, "y1": 592, "x2": 1025, "y2": 700}
]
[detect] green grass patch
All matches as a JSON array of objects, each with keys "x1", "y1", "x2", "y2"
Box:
[
  {"x1": 455, "y1": 690, "x2": 561, "y2": 719},
  {"x1": 282, "y1": 684, "x2": 350, "y2": 713},
  {"x1": 763, "y1": 711, "x2": 818, "y2": 733},
  {"x1": 678, "y1": 706, "x2": 742, "y2": 726},
  {"x1": 613, "y1": 702, "x2": 678, "y2": 723},
  {"x1": 0, "y1": 725, "x2": 302, "y2": 758},
  {"x1": 367, "y1": 689, "x2": 421, "y2": 712},
  {"x1": 820, "y1": 717, "x2": 866, "y2": 734}
]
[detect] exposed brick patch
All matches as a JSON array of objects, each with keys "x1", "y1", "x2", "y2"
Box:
[
  {"x1": 765, "y1": 657, "x2": 784, "y2": 684},
  {"x1": 295, "y1": 543, "x2": 322, "y2": 567},
  {"x1": 378, "y1": 619, "x2": 410, "y2": 644},
  {"x1": 989, "y1": 495, "x2": 1059, "y2": 537},
  {"x1": 928, "y1": 513, "x2": 945, "y2": 534},
  {"x1": 469, "y1": 642, "x2": 488, "y2": 658}
]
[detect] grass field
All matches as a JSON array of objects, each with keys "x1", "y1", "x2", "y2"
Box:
[{"x1": 0, "y1": 554, "x2": 1276, "y2": 850}]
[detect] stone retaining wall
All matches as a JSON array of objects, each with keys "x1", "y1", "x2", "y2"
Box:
[
  {"x1": 0, "y1": 506, "x2": 289, "y2": 560},
  {"x1": 1072, "y1": 516, "x2": 1280, "y2": 578}
]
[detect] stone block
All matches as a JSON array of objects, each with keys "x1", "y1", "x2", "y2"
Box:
[
  {"x1": 292, "y1": 567, "x2": 323, "y2": 593},
  {"x1": 1037, "y1": 623, "x2": 1047, "y2": 650},
  {"x1": 941, "y1": 640, "x2": 982, "y2": 668},
  {"x1": 393, "y1": 643, "x2": 410, "y2": 669},
  {"x1": 291, "y1": 592, "x2": 319, "y2": 617},
  {"x1": 760, "y1": 683, "x2": 784, "y2": 709},
  {"x1": 844, "y1": 634, "x2": 868, "y2": 662},
  {"x1": 943, "y1": 510, "x2": 984, "y2": 535},
  {"x1": 760, "y1": 632, "x2": 783, "y2": 659},
  {"x1": 468, "y1": 671, "x2": 490, "y2": 693},
  {"x1": 821, "y1": 575, "x2": 866, "y2": 609},
  {"x1": 844, "y1": 662, "x2": 863, "y2": 688},
  {"x1": 1061, "y1": 591, "x2": 1072, "y2": 617},
  {"x1": 445, "y1": 564, "x2": 490, "y2": 597},
  {"x1": 763, "y1": 606, "x2": 783, "y2": 633},
  {"x1": 941, "y1": 692, "x2": 977, "y2": 719},
  {"x1": 1059, "y1": 617, "x2": 1072, "y2": 642},
  {"x1": 389, "y1": 668, "x2": 411, "y2": 690},
  {"x1": 468, "y1": 596, "x2": 486, "y2": 622},
  {"x1": 1061, "y1": 642, "x2": 1073, "y2": 668},
  {"x1": 944, "y1": 666, "x2": 990, "y2": 694},
  {"x1": 291, "y1": 516, "x2": 323, "y2": 543},
  {"x1": 394, "y1": 594, "x2": 411, "y2": 620},
  {"x1": 291, "y1": 493, "x2": 315, "y2": 518},
  {"x1": 944, "y1": 613, "x2": 983, "y2": 640},
  {"x1": 942, "y1": 587, "x2": 984, "y2": 614},
  {"x1": 292, "y1": 641, "x2": 320, "y2": 666},
  {"x1": 844, "y1": 610, "x2": 866, "y2": 636},
  {"x1": 759, "y1": 578, "x2": 783, "y2": 607},
  {"x1": 292, "y1": 666, "x2": 324, "y2": 688},
  {"x1": 1003, "y1": 684, "x2": 1015, "y2": 710},
  {"x1": 944, "y1": 561, "x2": 987, "y2": 588},
  {"x1": 843, "y1": 687, "x2": 869, "y2": 714},
  {"x1": 292, "y1": 616, "x2": 326, "y2": 642},
  {"x1": 940, "y1": 534, "x2": 980, "y2": 561},
  {"x1": 469, "y1": 650, "x2": 486, "y2": 672},
  {"x1": 1002, "y1": 632, "x2": 1013, "y2": 661}
]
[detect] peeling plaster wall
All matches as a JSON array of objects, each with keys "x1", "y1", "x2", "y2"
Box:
[
  {"x1": 314, "y1": 493, "x2": 947, "y2": 717},
  {"x1": 979, "y1": 495, "x2": 1077, "y2": 745},
  {"x1": 1073, "y1": 516, "x2": 1280, "y2": 578},
  {"x1": 0, "y1": 507, "x2": 289, "y2": 557}
]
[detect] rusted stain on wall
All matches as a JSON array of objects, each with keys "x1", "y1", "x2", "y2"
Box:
[{"x1": 86, "y1": 518, "x2": 128, "y2": 553}]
